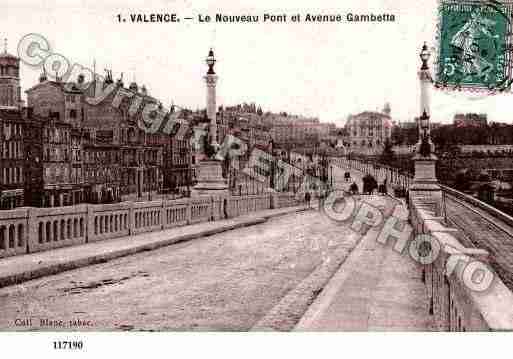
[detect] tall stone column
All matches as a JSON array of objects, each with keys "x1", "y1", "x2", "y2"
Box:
[
  {"x1": 191, "y1": 49, "x2": 228, "y2": 197},
  {"x1": 204, "y1": 49, "x2": 219, "y2": 147},
  {"x1": 410, "y1": 43, "x2": 442, "y2": 213},
  {"x1": 205, "y1": 75, "x2": 218, "y2": 145}
]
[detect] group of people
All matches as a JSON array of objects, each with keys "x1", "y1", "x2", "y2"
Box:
[
  {"x1": 301, "y1": 170, "x2": 393, "y2": 208},
  {"x1": 303, "y1": 187, "x2": 329, "y2": 208}
]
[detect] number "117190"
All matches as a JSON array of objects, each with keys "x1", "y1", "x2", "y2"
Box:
[{"x1": 53, "y1": 341, "x2": 83, "y2": 350}]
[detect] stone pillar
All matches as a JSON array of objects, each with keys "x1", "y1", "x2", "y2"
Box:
[
  {"x1": 205, "y1": 74, "x2": 218, "y2": 146},
  {"x1": 86, "y1": 204, "x2": 94, "y2": 243},
  {"x1": 410, "y1": 42, "x2": 442, "y2": 215},
  {"x1": 204, "y1": 48, "x2": 219, "y2": 147}
]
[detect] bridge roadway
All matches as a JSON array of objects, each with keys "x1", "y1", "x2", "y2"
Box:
[
  {"x1": 0, "y1": 168, "x2": 432, "y2": 331},
  {"x1": 0, "y1": 208, "x2": 361, "y2": 331}
]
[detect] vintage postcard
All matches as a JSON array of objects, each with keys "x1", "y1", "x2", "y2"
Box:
[{"x1": 1, "y1": 0, "x2": 513, "y2": 356}]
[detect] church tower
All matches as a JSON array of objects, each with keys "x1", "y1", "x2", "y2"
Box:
[
  {"x1": 0, "y1": 39, "x2": 22, "y2": 109},
  {"x1": 383, "y1": 102, "x2": 391, "y2": 117}
]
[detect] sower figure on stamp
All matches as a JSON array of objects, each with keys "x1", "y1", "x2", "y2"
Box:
[{"x1": 451, "y1": 11, "x2": 498, "y2": 81}]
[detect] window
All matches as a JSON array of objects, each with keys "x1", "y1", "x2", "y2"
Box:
[{"x1": 69, "y1": 109, "x2": 77, "y2": 119}]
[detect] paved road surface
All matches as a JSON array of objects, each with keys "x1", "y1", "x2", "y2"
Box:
[
  {"x1": 296, "y1": 197, "x2": 432, "y2": 331},
  {"x1": 0, "y1": 210, "x2": 357, "y2": 331}
]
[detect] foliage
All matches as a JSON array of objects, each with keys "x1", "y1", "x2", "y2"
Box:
[
  {"x1": 477, "y1": 171, "x2": 491, "y2": 182},
  {"x1": 362, "y1": 174, "x2": 378, "y2": 194},
  {"x1": 380, "y1": 138, "x2": 395, "y2": 164},
  {"x1": 203, "y1": 133, "x2": 217, "y2": 159}
]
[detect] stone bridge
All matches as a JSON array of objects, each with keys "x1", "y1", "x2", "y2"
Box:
[
  {"x1": 0, "y1": 192, "x2": 302, "y2": 260},
  {"x1": 331, "y1": 156, "x2": 513, "y2": 331}
]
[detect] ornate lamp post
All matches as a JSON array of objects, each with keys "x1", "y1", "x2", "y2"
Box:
[
  {"x1": 190, "y1": 48, "x2": 229, "y2": 197},
  {"x1": 205, "y1": 49, "x2": 219, "y2": 149},
  {"x1": 410, "y1": 42, "x2": 442, "y2": 211}
]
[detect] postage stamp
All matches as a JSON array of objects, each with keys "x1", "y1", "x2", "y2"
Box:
[{"x1": 435, "y1": 0, "x2": 513, "y2": 92}]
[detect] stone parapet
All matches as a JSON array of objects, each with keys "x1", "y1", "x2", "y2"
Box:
[
  {"x1": 410, "y1": 193, "x2": 513, "y2": 331},
  {"x1": 0, "y1": 193, "x2": 299, "y2": 259}
]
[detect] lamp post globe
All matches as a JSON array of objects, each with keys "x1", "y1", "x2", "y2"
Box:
[
  {"x1": 206, "y1": 49, "x2": 216, "y2": 74},
  {"x1": 420, "y1": 42, "x2": 430, "y2": 70}
]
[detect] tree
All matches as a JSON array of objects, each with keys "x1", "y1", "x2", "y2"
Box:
[
  {"x1": 203, "y1": 131, "x2": 217, "y2": 159},
  {"x1": 380, "y1": 139, "x2": 395, "y2": 165},
  {"x1": 477, "y1": 171, "x2": 491, "y2": 183},
  {"x1": 454, "y1": 170, "x2": 472, "y2": 191},
  {"x1": 362, "y1": 174, "x2": 378, "y2": 194}
]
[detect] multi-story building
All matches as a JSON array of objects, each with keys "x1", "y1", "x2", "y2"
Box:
[
  {"x1": 163, "y1": 136, "x2": 192, "y2": 193},
  {"x1": 453, "y1": 113, "x2": 488, "y2": 128},
  {"x1": 40, "y1": 111, "x2": 86, "y2": 207},
  {"x1": 25, "y1": 72, "x2": 167, "y2": 204},
  {"x1": 0, "y1": 109, "x2": 25, "y2": 208},
  {"x1": 344, "y1": 103, "x2": 394, "y2": 155},
  {"x1": 0, "y1": 43, "x2": 23, "y2": 110},
  {"x1": 23, "y1": 109, "x2": 44, "y2": 207}
]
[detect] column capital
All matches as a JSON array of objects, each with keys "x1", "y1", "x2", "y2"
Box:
[{"x1": 204, "y1": 74, "x2": 218, "y2": 86}]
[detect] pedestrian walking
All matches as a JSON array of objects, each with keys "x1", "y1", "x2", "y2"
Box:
[{"x1": 305, "y1": 191, "x2": 311, "y2": 208}]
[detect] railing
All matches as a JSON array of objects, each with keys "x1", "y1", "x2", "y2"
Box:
[
  {"x1": 0, "y1": 192, "x2": 301, "y2": 259},
  {"x1": 331, "y1": 157, "x2": 414, "y2": 189},
  {"x1": 274, "y1": 192, "x2": 300, "y2": 209},
  {"x1": 440, "y1": 184, "x2": 513, "y2": 229},
  {"x1": 226, "y1": 194, "x2": 272, "y2": 218},
  {"x1": 410, "y1": 192, "x2": 513, "y2": 331},
  {"x1": 336, "y1": 156, "x2": 513, "y2": 330}
]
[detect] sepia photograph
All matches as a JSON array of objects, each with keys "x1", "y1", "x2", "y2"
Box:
[{"x1": 1, "y1": 0, "x2": 513, "y2": 356}]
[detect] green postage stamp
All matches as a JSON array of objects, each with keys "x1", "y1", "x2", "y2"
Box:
[{"x1": 436, "y1": 0, "x2": 513, "y2": 92}]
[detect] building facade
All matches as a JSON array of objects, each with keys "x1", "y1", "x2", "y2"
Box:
[
  {"x1": 0, "y1": 44, "x2": 22, "y2": 110},
  {"x1": 25, "y1": 72, "x2": 172, "y2": 205},
  {"x1": 344, "y1": 103, "x2": 394, "y2": 155},
  {"x1": 453, "y1": 113, "x2": 488, "y2": 128},
  {"x1": 0, "y1": 109, "x2": 25, "y2": 208}
]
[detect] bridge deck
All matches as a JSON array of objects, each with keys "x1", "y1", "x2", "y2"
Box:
[
  {"x1": 0, "y1": 205, "x2": 307, "y2": 289},
  {"x1": 296, "y1": 195, "x2": 432, "y2": 331}
]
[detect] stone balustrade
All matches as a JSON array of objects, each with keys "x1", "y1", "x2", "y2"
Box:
[
  {"x1": 274, "y1": 192, "x2": 301, "y2": 209},
  {"x1": 0, "y1": 192, "x2": 302, "y2": 259},
  {"x1": 331, "y1": 157, "x2": 413, "y2": 189},
  {"x1": 409, "y1": 190, "x2": 513, "y2": 331},
  {"x1": 335, "y1": 156, "x2": 513, "y2": 330}
]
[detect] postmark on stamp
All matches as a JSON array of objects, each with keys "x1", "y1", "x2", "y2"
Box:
[{"x1": 435, "y1": 0, "x2": 513, "y2": 93}]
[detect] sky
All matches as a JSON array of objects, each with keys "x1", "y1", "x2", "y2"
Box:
[{"x1": 2, "y1": 0, "x2": 513, "y2": 126}]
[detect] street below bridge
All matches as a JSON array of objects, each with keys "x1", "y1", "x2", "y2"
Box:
[{"x1": 444, "y1": 194, "x2": 513, "y2": 291}]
